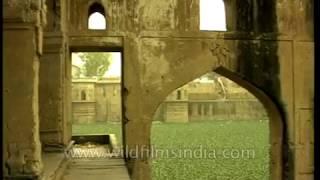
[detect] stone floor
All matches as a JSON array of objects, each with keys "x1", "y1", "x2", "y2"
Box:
[
  {"x1": 61, "y1": 143, "x2": 130, "y2": 180},
  {"x1": 61, "y1": 158, "x2": 130, "y2": 180},
  {"x1": 42, "y1": 152, "x2": 68, "y2": 180},
  {"x1": 69, "y1": 143, "x2": 112, "y2": 158}
]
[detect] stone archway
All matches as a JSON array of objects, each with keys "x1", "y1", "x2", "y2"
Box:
[
  {"x1": 147, "y1": 66, "x2": 284, "y2": 180},
  {"x1": 3, "y1": 0, "x2": 314, "y2": 179}
]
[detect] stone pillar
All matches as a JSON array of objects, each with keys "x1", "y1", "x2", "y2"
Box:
[
  {"x1": 3, "y1": 0, "x2": 46, "y2": 177},
  {"x1": 190, "y1": 103, "x2": 199, "y2": 121},
  {"x1": 208, "y1": 103, "x2": 213, "y2": 117},
  {"x1": 188, "y1": 103, "x2": 193, "y2": 116},
  {"x1": 200, "y1": 104, "x2": 205, "y2": 120},
  {"x1": 39, "y1": 0, "x2": 71, "y2": 148},
  {"x1": 39, "y1": 32, "x2": 70, "y2": 147},
  {"x1": 192, "y1": 103, "x2": 198, "y2": 117}
]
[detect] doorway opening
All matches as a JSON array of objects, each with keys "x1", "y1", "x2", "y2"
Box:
[{"x1": 70, "y1": 51, "x2": 123, "y2": 158}]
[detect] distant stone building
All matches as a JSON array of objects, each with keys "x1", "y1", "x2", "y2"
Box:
[
  {"x1": 72, "y1": 77, "x2": 121, "y2": 124},
  {"x1": 153, "y1": 74, "x2": 268, "y2": 122},
  {"x1": 71, "y1": 73, "x2": 267, "y2": 124}
]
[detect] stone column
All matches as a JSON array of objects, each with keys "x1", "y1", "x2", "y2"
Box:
[
  {"x1": 200, "y1": 104, "x2": 205, "y2": 120},
  {"x1": 39, "y1": 32, "x2": 70, "y2": 147},
  {"x1": 192, "y1": 103, "x2": 198, "y2": 117},
  {"x1": 39, "y1": 0, "x2": 71, "y2": 148},
  {"x1": 208, "y1": 103, "x2": 213, "y2": 117},
  {"x1": 3, "y1": 0, "x2": 46, "y2": 177}
]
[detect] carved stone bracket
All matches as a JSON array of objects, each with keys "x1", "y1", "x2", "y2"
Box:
[{"x1": 208, "y1": 39, "x2": 235, "y2": 70}]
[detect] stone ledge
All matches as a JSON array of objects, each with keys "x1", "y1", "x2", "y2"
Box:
[{"x1": 41, "y1": 152, "x2": 68, "y2": 180}]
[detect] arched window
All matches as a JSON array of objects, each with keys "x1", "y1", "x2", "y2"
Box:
[
  {"x1": 88, "y1": 3, "x2": 106, "y2": 30},
  {"x1": 81, "y1": 90, "x2": 87, "y2": 100},
  {"x1": 200, "y1": 0, "x2": 227, "y2": 31}
]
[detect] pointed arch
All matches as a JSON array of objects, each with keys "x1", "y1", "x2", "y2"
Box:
[{"x1": 150, "y1": 66, "x2": 284, "y2": 180}]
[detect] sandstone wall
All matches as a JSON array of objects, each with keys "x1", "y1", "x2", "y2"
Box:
[
  {"x1": 71, "y1": 80, "x2": 122, "y2": 123},
  {"x1": 64, "y1": 1, "x2": 314, "y2": 179},
  {"x1": 3, "y1": 0, "x2": 313, "y2": 179}
]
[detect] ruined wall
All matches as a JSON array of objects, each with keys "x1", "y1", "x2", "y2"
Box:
[
  {"x1": 64, "y1": 0, "x2": 314, "y2": 180},
  {"x1": 3, "y1": 0, "x2": 46, "y2": 177}
]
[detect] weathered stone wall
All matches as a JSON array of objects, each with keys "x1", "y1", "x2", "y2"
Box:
[
  {"x1": 276, "y1": 1, "x2": 314, "y2": 179},
  {"x1": 72, "y1": 102, "x2": 96, "y2": 123},
  {"x1": 72, "y1": 81, "x2": 96, "y2": 101},
  {"x1": 3, "y1": 0, "x2": 46, "y2": 177},
  {"x1": 188, "y1": 100, "x2": 267, "y2": 121},
  {"x1": 164, "y1": 102, "x2": 189, "y2": 123},
  {"x1": 3, "y1": 0, "x2": 313, "y2": 179},
  {"x1": 96, "y1": 83, "x2": 122, "y2": 122},
  {"x1": 71, "y1": 79, "x2": 122, "y2": 123},
  {"x1": 154, "y1": 100, "x2": 267, "y2": 122},
  {"x1": 64, "y1": 0, "x2": 315, "y2": 179},
  {"x1": 71, "y1": 81, "x2": 96, "y2": 124}
]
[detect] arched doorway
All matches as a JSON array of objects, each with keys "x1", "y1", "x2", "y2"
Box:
[{"x1": 151, "y1": 67, "x2": 283, "y2": 180}]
